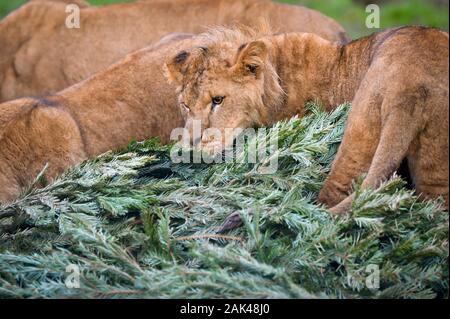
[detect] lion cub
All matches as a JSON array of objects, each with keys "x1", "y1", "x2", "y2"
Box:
[
  {"x1": 165, "y1": 26, "x2": 449, "y2": 213},
  {"x1": 0, "y1": 33, "x2": 199, "y2": 203}
]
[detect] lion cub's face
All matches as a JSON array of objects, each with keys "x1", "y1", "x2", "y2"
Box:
[{"x1": 165, "y1": 41, "x2": 276, "y2": 155}]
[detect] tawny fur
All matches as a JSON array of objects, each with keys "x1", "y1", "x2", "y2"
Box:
[
  {"x1": 0, "y1": 0, "x2": 349, "y2": 102},
  {"x1": 0, "y1": 33, "x2": 204, "y2": 203},
  {"x1": 165, "y1": 26, "x2": 449, "y2": 214}
]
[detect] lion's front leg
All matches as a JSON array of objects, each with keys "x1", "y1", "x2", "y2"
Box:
[
  {"x1": 318, "y1": 133, "x2": 377, "y2": 208},
  {"x1": 325, "y1": 84, "x2": 428, "y2": 214},
  {"x1": 318, "y1": 92, "x2": 381, "y2": 208}
]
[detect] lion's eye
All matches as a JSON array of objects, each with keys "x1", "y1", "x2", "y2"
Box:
[{"x1": 211, "y1": 96, "x2": 224, "y2": 107}]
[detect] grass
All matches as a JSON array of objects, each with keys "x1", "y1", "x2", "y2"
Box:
[
  {"x1": 1, "y1": 0, "x2": 448, "y2": 38},
  {"x1": 288, "y1": 0, "x2": 449, "y2": 38}
]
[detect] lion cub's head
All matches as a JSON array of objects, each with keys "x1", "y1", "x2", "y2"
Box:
[{"x1": 164, "y1": 39, "x2": 284, "y2": 155}]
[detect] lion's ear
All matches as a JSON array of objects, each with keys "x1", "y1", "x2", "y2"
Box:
[
  {"x1": 235, "y1": 41, "x2": 267, "y2": 78},
  {"x1": 164, "y1": 50, "x2": 191, "y2": 85}
]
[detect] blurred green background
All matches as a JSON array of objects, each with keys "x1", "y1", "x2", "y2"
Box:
[{"x1": 1, "y1": 0, "x2": 448, "y2": 39}]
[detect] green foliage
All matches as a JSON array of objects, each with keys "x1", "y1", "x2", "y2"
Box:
[
  {"x1": 0, "y1": 103, "x2": 448, "y2": 299},
  {"x1": 88, "y1": 0, "x2": 134, "y2": 5},
  {"x1": 0, "y1": 0, "x2": 27, "y2": 18},
  {"x1": 289, "y1": 0, "x2": 449, "y2": 38}
]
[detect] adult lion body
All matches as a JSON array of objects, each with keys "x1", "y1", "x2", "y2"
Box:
[
  {"x1": 0, "y1": 0, "x2": 349, "y2": 102},
  {"x1": 165, "y1": 26, "x2": 449, "y2": 213}
]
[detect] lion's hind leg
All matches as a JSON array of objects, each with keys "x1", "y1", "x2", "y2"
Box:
[
  {"x1": 0, "y1": 102, "x2": 87, "y2": 204},
  {"x1": 406, "y1": 98, "x2": 449, "y2": 210},
  {"x1": 329, "y1": 90, "x2": 426, "y2": 214}
]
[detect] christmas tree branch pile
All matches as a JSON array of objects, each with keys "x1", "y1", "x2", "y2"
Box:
[{"x1": 0, "y1": 103, "x2": 448, "y2": 298}]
